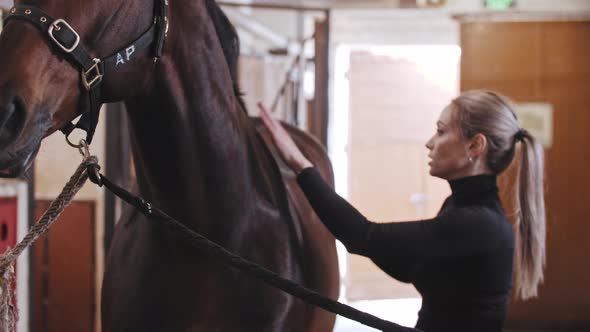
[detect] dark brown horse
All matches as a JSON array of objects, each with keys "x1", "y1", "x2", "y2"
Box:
[{"x1": 0, "y1": 0, "x2": 339, "y2": 330}]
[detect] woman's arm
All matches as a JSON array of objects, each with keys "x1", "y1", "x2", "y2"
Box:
[
  {"x1": 258, "y1": 103, "x2": 505, "y2": 265},
  {"x1": 297, "y1": 167, "x2": 374, "y2": 254},
  {"x1": 297, "y1": 167, "x2": 506, "y2": 264}
]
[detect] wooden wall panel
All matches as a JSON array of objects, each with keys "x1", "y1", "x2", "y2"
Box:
[
  {"x1": 33, "y1": 201, "x2": 95, "y2": 332},
  {"x1": 460, "y1": 20, "x2": 590, "y2": 329},
  {"x1": 463, "y1": 23, "x2": 539, "y2": 83},
  {"x1": 310, "y1": 16, "x2": 330, "y2": 145}
]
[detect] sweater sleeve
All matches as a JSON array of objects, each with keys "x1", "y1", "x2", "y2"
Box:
[
  {"x1": 296, "y1": 167, "x2": 504, "y2": 265},
  {"x1": 297, "y1": 167, "x2": 375, "y2": 254}
]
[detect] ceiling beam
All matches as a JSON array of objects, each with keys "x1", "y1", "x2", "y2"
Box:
[
  {"x1": 222, "y1": 7, "x2": 303, "y2": 53},
  {"x1": 218, "y1": 1, "x2": 329, "y2": 12}
]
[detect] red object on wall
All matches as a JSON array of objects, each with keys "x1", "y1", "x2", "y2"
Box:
[
  {"x1": 0, "y1": 197, "x2": 19, "y2": 332},
  {"x1": 0, "y1": 197, "x2": 18, "y2": 254}
]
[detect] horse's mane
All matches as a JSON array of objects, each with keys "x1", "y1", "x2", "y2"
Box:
[{"x1": 204, "y1": 0, "x2": 248, "y2": 113}]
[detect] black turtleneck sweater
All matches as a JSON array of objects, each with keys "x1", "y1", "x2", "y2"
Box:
[{"x1": 297, "y1": 168, "x2": 515, "y2": 332}]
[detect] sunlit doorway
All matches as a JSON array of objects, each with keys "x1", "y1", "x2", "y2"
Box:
[{"x1": 331, "y1": 44, "x2": 461, "y2": 331}]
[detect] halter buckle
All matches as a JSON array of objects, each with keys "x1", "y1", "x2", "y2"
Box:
[
  {"x1": 82, "y1": 58, "x2": 103, "y2": 90},
  {"x1": 48, "y1": 19, "x2": 80, "y2": 53}
]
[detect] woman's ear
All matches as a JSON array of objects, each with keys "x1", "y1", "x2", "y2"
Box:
[{"x1": 469, "y1": 133, "x2": 488, "y2": 158}]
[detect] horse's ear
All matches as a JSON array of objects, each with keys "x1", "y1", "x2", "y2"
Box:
[
  {"x1": 204, "y1": 0, "x2": 247, "y2": 113},
  {"x1": 205, "y1": 0, "x2": 240, "y2": 80}
]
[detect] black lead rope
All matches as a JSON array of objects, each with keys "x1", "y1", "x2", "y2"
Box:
[{"x1": 85, "y1": 162, "x2": 420, "y2": 332}]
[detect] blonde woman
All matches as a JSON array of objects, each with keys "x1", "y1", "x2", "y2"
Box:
[{"x1": 258, "y1": 90, "x2": 546, "y2": 332}]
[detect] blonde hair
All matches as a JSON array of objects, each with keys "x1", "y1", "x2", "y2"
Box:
[{"x1": 450, "y1": 90, "x2": 546, "y2": 301}]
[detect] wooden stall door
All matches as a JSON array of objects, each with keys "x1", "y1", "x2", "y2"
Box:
[
  {"x1": 460, "y1": 19, "x2": 590, "y2": 330},
  {"x1": 33, "y1": 201, "x2": 95, "y2": 332}
]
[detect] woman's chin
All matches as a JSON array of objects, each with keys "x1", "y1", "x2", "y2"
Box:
[
  {"x1": 428, "y1": 167, "x2": 436, "y2": 176},
  {"x1": 428, "y1": 168, "x2": 447, "y2": 180}
]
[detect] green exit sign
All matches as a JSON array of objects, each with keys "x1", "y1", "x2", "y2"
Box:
[{"x1": 485, "y1": 0, "x2": 515, "y2": 9}]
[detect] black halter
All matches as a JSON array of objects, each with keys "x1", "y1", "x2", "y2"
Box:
[{"x1": 3, "y1": 1, "x2": 169, "y2": 145}]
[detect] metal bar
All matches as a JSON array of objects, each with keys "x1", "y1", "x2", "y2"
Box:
[
  {"x1": 218, "y1": 1, "x2": 329, "y2": 13},
  {"x1": 311, "y1": 14, "x2": 330, "y2": 146},
  {"x1": 223, "y1": 7, "x2": 298, "y2": 50}
]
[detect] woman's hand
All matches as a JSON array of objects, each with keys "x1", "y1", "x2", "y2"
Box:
[{"x1": 258, "y1": 102, "x2": 313, "y2": 174}]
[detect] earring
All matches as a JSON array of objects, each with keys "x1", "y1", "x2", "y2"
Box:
[{"x1": 468, "y1": 156, "x2": 474, "y2": 163}]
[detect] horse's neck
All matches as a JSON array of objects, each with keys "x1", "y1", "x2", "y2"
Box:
[{"x1": 125, "y1": 25, "x2": 278, "y2": 234}]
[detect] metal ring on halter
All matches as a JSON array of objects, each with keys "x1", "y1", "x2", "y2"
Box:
[
  {"x1": 65, "y1": 136, "x2": 90, "y2": 158},
  {"x1": 65, "y1": 134, "x2": 85, "y2": 149}
]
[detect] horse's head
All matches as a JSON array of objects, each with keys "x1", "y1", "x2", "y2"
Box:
[{"x1": 0, "y1": 0, "x2": 163, "y2": 177}]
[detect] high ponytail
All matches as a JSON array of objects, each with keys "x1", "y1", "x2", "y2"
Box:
[{"x1": 513, "y1": 131, "x2": 546, "y2": 300}]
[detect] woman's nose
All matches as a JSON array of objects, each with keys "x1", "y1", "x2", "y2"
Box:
[{"x1": 425, "y1": 137, "x2": 434, "y2": 150}]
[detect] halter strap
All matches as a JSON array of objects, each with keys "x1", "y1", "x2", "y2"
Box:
[{"x1": 3, "y1": 1, "x2": 169, "y2": 144}]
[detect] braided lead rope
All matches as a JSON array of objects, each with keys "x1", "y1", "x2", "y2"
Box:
[
  {"x1": 0, "y1": 266, "x2": 15, "y2": 332},
  {"x1": 0, "y1": 156, "x2": 98, "y2": 332},
  {"x1": 0, "y1": 151, "x2": 418, "y2": 332}
]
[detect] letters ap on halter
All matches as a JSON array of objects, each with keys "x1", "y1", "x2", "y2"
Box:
[{"x1": 116, "y1": 45, "x2": 136, "y2": 66}]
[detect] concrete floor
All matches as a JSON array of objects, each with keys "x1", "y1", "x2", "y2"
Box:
[
  {"x1": 332, "y1": 298, "x2": 584, "y2": 332},
  {"x1": 333, "y1": 298, "x2": 421, "y2": 332}
]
